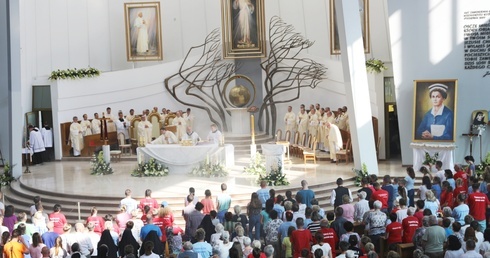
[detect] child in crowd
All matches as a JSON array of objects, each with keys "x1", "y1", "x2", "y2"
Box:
[{"x1": 282, "y1": 226, "x2": 295, "y2": 258}]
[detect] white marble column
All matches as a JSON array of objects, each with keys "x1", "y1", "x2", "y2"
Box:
[{"x1": 335, "y1": 0, "x2": 379, "y2": 173}]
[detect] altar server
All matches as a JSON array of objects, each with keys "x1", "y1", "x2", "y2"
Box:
[
  {"x1": 297, "y1": 105, "x2": 309, "y2": 138},
  {"x1": 69, "y1": 116, "x2": 84, "y2": 157},
  {"x1": 138, "y1": 115, "x2": 153, "y2": 144},
  {"x1": 172, "y1": 110, "x2": 187, "y2": 140},
  {"x1": 182, "y1": 126, "x2": 200, "y2": 145},
  {"x1": 115, "y1": 111, "x2": 130, "y2": 143},
  {"x1": 91, "y1": 113, "x2": 101, "y2": 134},
  {"x1": 80, "y1": 114, "x2": 92, "y2": 136},
  {"x1": 207, "y1": 124, "x2": 223, "y2": 145},
  {"x1": 28, "y1": 125, "x2": 46, "y2": 164},
  {"x1": 327, "y1": 122, "x2": 343, "y2": 163},
  {"x1": 41, "y1": 123, "x2": 54, "y2": 161},
  {"x1": 151, "y1": 127, "x2": 178, "y2": 144}
]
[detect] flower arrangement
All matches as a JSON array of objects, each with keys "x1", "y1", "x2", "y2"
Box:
[
  {"x1": 48, "y1": 67, "x2": 101, "y2": 80},
  {"x1": 423, "y1": 151, "x2": 439, "y2": 166},
  {"x1": 243, "y1": 152, "x2": 267, "y2": 176},
  {"x1": 90, "y1": 152, "x2": 114, "y2": 175},
  {"x1": 353, "y1": 163, "x2": 369, "y2": 187},
  {"x1": 0, "y1": 162, "x2": 16, "y2": 187},
  {"x1": 365, "y1": 58, "x2": 388, "y2": 74},
  {"x1": 132, "y1": 158, "x2": 169, "y2": 177},
  {"x1": 258, "y1": 163, "x2": 289, "y2": 186},
  {"x1": 476, "y1": 151, "x2": 490, "y2": 173},
  {"x1": 190, "y1": 162, "x2": 229, "y2": 177}
]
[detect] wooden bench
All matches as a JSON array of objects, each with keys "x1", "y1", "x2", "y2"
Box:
[{"x1": 397, "y1": 243, "x2": 414, "y2": 258}]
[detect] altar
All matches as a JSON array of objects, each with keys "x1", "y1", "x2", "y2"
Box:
[
  {"x1": 136, "y1": 143, "x2": 234, "y2": 174},
  {"x1": 410, "y1": 142, "x2": 456, "y2": 171}
]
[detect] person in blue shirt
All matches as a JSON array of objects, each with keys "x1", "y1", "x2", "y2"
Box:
[
  {"x1": 416, "y1": 83, "x2": 454, "y2": 140},
  {"x1": 297, "y1": 180, "x2": 315, "y2": 208}
]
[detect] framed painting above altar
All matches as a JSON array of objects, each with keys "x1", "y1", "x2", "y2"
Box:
[
  {"x1": 124, "y1": 2, "x2": 163, "y2": 61},
  {"x1": 220, "y1": 0, "x2": 266, "y2": 59},
  {"x1": 412, "y1": 79, "x2": 458, "y2": 142}
]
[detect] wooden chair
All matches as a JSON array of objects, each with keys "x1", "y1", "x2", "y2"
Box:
[
  {"x1": 336, "y1": 139, "x2": 351, "y2": 164},
  {"x1": 284, "y1": 130, "x2": 291, "y2": 142},
  {"x1": 118, "y1": 132, "x2": 132, "y2": 155},
  {"x1": 290, "y1": 131, "x2": 300, "y2": 156},
  {"x1": 303, "y1": 140, "x2": 317, "y2": 164},
  {"x1": 164, "y1": 113, "x2": 176, "y2": 126},
  {"x1": 275, "y1": 129, "x2": 282, "y2": 142},
  {"x1": 148, "y1": 112, "x2": 162, "y2": 139},
  {"x1": 296, "y1": 133, "x2": 307, "y2": 157},
  {"x1": 110, "y1": 150, "x2": 122, "y2": 162},
  {"x1": 129, "y1": 117, "x2": 142, "y2": 152}
]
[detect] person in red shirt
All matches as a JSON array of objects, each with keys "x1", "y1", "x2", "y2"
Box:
[
  {"x1": 86, "y1": 206, "x2": 106, "y2": 235},
  {"x1": 453, "y1": 178, "x2": 467, "y2": 207},
  {"x1": 453, "y1": 164, "x2": 468, "y2": 189},
  {"x1": 414, "y1": 200, "x2": 425, "y2": 226},
  {"x1": 48, "y1": 204, "x2": 67, "y2": 234},
  {"x1": 320, "y1": 219, "x2": 338, "y2": 258},
  {"x1": 139, "y1": 189, "x2": 159, "y2": 211},
  {"x1": 440, "y1": 181, "x2": 454, "y2": 209},
  {"x1": 401, "y1": 207, "x2": 419, "y2": 243},
  {"x1": 370, "y1": 183, "x2": 389, "y2": 212},
  {"x1": 290, "y1": 217, "x2": 313, "y2": 258},
  {"x1": 468, "y1": 183, "x2": 490, "y2": 231},
  {"x1": 385, "y1": 213, "x2": 402, "y2": 249}
]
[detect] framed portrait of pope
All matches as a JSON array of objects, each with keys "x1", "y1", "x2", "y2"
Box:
[
  {"x1": 124, "y1": 2, "x2": 163, "y2": 61},
  {"x1": 412, "y1": 79, "x2": 458, "y2": 142}
]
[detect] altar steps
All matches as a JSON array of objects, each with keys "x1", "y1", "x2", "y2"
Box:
[{"x1": 224, "y1": 131, "x2": 275, "y2": 157}]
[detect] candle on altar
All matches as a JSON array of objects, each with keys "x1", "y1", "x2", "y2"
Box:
[{"x1": 251, "y1": 115, "x2": 255, "y2": 144}]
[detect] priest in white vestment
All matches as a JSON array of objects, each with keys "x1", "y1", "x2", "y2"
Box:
[
  {"x1": 28, "y1": 125, "x2": 46, "y2": 164},
  {"x1": 207, "y1": 124, "x2": 223, "y2": 145},
  {"x1": 41, "y1": 123, "x2": 54, "y2": 161},
  {"x1": 183, "y1": 108, "x2": 195, "y2": 129},
  {"x1": 69, "y1": 116, "x2": 84, "y2": 157},
  {"x1": 337, "y1": 106, "x2": 349, "y2": 131},
  {"x1": 106, "y1": 107, "x2": 116, "y2": 122},
  {"x1": 151, "y1": 127, "x2": 178, "y2": 144},
  {"x1": 182, "y1": 126, "x2": 200, "y2": 146},
  {"x1": 321, "y1": 111, "x2": 336, "y2": 150},
  {"x1": 115, "y1": 112, "x2": 130, "y2": 143},
  {"x1": 296, "y1": 106, "x2": 309, "y2": 139},
  {"x1": 125, "y1": 109, "x2": 135, "y2": 122},
  {"x1": 327, "y1": 122, "x2": 343, "y2": 163},
  {"x1": 308, "y1": 108, "x2": 319, "y2": 141},
  {"x1": 91, "y1": 113, "x2": 101, "y2": 135},
  {"x1": 137, "y1": 115, "x2": 153, "y2": 144},
  {"x1": 80, "y1": 114, "x2": 92, "y2": 136},
  {"x1": 172, "y1": 111, "x2": 187, "y2": 140},
  {"x1": 284, "y1": 106, "x2": 296, "y2": 136}
]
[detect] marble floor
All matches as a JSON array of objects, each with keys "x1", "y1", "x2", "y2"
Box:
[{"x1": 19, "y1": 155, "x2": 407, "y2": 198}]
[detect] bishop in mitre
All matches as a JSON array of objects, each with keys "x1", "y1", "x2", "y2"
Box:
[
  {"x1": 80, "y1": 114, "x2": 92, "y2": 136},
  {"x1": 151, "y1": 127, "x2": 178, "y2": 144},
  {"x1": 284, "y1": 106, "x2": 296, "y2": 136},
  {"x1": 326, "y1": 122, "x2": 343, "y2": 163},
  {"x1": 138, "y1": 115, "x2": 153, "y2": 144},
  {"x1": 69, "y1": 116, "x2": 84, "y2": 157},
  {"x1": 172, "y1": 110, "x2": 187, "y2": 140},
  {"x1": 91, "y1": 113, "x2": 101, "y2": 134}
]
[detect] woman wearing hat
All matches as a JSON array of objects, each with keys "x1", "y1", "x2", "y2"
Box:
[{"x1": 416, "y1": 83, "x2": 454, "y2": 140}]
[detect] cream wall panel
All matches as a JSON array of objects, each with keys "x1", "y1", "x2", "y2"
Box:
[
  {"x1": 35, "y1": 1, "x2": 52, "y2": 76},
  {"x1": 205, "y1": 0, "x2": 221, "y2": 34},
  {"x1": 303, "y1": 0, "x2": 330, "y2": 56},
  {"x1": 66, "y1": 0, "x2": 89, "y2": 69},
  {"x1": 368, "y1": 0, "x2": 391, "y2": 61},
  {"x1": 161, "y1": 0, "x2": 184, "y2": 61},
  {"x1": 87, "y1": 0, "x2": 112, "y2": 72},
  {"x1": 108, "y1": 0, "x2": 131, "y2": 71},
  {"x1": 180, "y1": 0, "x2": 208, "y2": 55},
  {"x1": 277, "y1": 0, "x2": 306, "y2": 41},
  {"x1": 49, "y1": 0, "x2": 69, "y2": 71}
]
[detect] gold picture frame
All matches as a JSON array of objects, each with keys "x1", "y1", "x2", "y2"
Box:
[
  {"x1": 412, "y1": 79, "x2": 458, "y2": 142},
  {"x1": 329, "y1": 0, "x2": 370, "y2": 55},
  {"x1": 124, "y1": 2, "x2": 163, "y2": 62},
  {"x1": 220, "y1": 0, "x2": 266, "y2": 59}
]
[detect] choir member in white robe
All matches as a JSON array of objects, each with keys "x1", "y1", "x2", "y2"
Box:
[
  {"x1": 172, "y1": 111, "x2": 187, "y2": 140},
  {"x1": 28, "y1": 125, "x2": 46, "y2": 164},
  {"x1": 182, "y1": 126, "x2": 200, "y2": 146},
  {"x1": 69, "y1": 117, "x2": 84, "y2": 157},
  {"x1": 41, "y1": 123, "x2": 54, "y2": 161},
  {"x1": 80, "y1": 114, "x2": 92, "y2": 136},
  {"x1": 207, "y1": 124, "x2": 223, "y2": 145},
  {"x1": 125, "y1": 109, "x2": 135, "y2": 122},
  {"x1": 284, "y1": 106, "x2": 296, "y2": 136},
  {"x1": 296, "y1": 106, "x2": 309, "y2": 139},
  {"x1": 115, "y1": 112, "x2": 130, "y2": 143},
  {"x1": 183, "y1": 108, "x2": 195, "y2": 129},
  {"x1": 151, "y1": 128, "x2": 178, "y2": 144},
  {"x1": 321, "y1": 111, "x2": 336, "y2": 150},
  {"x1": 106, "y1": 107, "x2": 116, "y2": 122},
  {"x1": 91, "y1": 113, "x2": 101, "y2": 135},
  {"x1": 137, "y1": 115, "x2": 153, "y2": 144},
  {"x1": 308, "y1": 108, "x2": 319, "y2": 141},
  {"x1": 327, "y1": 122, "x2": 343, "y2": 163}
]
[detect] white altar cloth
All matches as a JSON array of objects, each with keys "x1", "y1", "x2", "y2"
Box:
[
  {"x1": 137, "y1": 143, "x2": 234, "y2": 174},
  {"x1": 410, "y1": 142, "x2": 455, "y2": 171},
  {"x1": 261, "y1": 144, "x2": 286, "y2": 173}
]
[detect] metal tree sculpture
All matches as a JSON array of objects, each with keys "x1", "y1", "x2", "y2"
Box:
[
  {"x1": 164, "y1": 28, "x2": 235, "y2": 131},
  {"x1": 259, "y1": 16, "x2": 327, "y2": 134}
]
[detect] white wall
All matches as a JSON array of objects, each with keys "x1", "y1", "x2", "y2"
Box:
[
  {"x1": 19, "y1": 0, "x2": 392, "y2": 159},
  {"x1": 388, "y1": 0, "x2": 490, "y2": 165}
]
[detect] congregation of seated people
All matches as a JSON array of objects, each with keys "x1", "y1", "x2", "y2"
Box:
[{"x1": 2, "y1": 156, "x2": 490, "y2": 258}]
